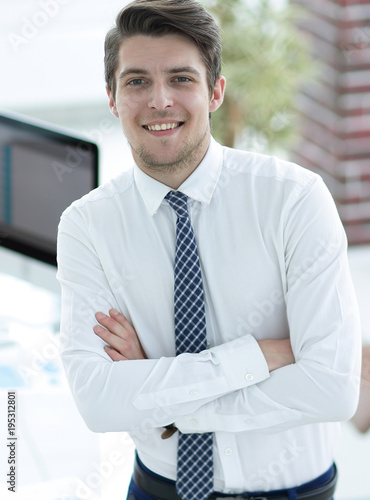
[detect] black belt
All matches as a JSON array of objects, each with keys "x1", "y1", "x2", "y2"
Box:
[{"x1": 133, "y1": 456, "x2": 337, "y2": 500}]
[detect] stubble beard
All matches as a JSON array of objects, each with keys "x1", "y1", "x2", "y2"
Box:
[{"x1": 129, "y1": 123, "x2": 210, "y2": 175}]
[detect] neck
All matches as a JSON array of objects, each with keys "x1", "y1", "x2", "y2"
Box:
[{"x1": 137, "y1": 161, "x2": 200, "y2": 190}]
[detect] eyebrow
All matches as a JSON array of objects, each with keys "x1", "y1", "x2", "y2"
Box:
[
  {"x1": 118, "y1": 69, "x2": 150, "y2": 80},
  {"x1": 118, "y1": 66, "x2": 202, "y2": 80},
  {"x1": 167, "y1": 66, "x2": 202, "y2": 77}
]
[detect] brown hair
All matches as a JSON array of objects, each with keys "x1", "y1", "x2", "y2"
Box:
[{"x1": 104, "y1": 0, "x2": 222, "y2": 100}]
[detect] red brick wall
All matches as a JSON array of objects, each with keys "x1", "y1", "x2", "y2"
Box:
[{"x1": 290, "y1": 0, "x2": 370, "y2": 244}]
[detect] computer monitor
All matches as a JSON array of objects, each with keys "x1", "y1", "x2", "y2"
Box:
[{"x1": 0, "y1": 110, "x2": 99, "y2": 266}]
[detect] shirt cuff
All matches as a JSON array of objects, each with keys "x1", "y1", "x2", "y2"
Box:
[{"x1": 210, "y1": 334, "x2": 270, "y2": 391}]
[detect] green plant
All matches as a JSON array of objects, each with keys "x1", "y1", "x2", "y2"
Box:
[{"x1": 205, "y1": 0, "x2": 314, "y2": 153}]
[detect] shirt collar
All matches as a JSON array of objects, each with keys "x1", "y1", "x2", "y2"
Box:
[{"x1": 134, "y1": 137, "x2": 223, "y2": 216}]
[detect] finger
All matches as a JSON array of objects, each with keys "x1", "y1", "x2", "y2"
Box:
[
  {"x1": 104, "y1": 345, "x2": 127, "y2": 361},
  {"x1": 95, "y1": 312, "x2": 129, "y2": 339},
  {"x1": 95, "y1": 311, "x2": 147, "y2": 360},
  {"x1": 94, "y1": 324, "x2": 126, "y2": 353},
  {"x1": 109, "y1": 309, "x2": 137, "y2": 336}
]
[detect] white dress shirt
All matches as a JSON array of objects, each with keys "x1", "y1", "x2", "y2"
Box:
[{"x1": 57, "y1": 137, "x2": 361, "y2": 493}]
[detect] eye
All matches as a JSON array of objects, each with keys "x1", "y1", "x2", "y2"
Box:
[
  {"x1": 128, "y1": 78, "x2": 146, "y2": 86},
  {"x1": 173, "y1": 76, "x2": 191, "y2": 83}
]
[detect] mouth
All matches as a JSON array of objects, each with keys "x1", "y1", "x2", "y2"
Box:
[{"x1": 143, "y1": 122, "x2": 184, "y2": 131}]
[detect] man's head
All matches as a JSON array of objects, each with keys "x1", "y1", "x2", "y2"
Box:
[
  {"x1": 104, "y1": 0, "x2": 222, "y2": 101},
  {"x1": 104, "y1": 0, "x2": 225, "y2": 186}
]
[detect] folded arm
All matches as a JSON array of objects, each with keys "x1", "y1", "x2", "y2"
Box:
[
  {"x1": 57, "y1": 209, "x2": 270, "y2": 433},
  {"x1": 58, "y1": 176, "x2": 361, "y2": 436},
  {"x1": 95, "y1": 308, "x2": 294, "y2": 371}
]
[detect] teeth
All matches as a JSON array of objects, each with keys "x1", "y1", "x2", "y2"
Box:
[{"x1": 146, "y1": 123, "x2": 180, "y2": 131}]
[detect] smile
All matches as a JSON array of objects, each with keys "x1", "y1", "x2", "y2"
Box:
[{"x1": 143, "y1": 122, "x2": 183, "y2": 131}]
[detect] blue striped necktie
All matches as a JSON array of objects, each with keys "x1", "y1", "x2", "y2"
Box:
[{"x1": 165, "y1": 190, "x2": 214, "y2": 500}]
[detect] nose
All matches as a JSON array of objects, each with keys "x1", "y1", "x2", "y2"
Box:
[{"x1": 148, "y1": 82, "x2": 174, "y2": 110}]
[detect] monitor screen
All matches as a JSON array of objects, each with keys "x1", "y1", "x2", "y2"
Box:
[{"x1": 0, "y1": 111, "x2": 98, "y2": 266}]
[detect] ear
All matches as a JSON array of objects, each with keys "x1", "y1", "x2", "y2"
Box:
[
  {"x1": 209, "y1": 76, "x2": 226, "y2": 113},
  {"x1": 106, "y1": 85, "x2": 119, "y2": 118}
]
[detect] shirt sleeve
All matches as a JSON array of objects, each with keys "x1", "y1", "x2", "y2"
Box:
[
  {"x1": 57, "y1": 206, "x2": 270, "y2": 433},
  {"x1": 175, "y1": 176, "x2": 362, "y2": 434}
]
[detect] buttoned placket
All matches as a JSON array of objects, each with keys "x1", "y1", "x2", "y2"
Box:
[{"x1": 215, "y1": 433, "x2": 245, "y2": 493}]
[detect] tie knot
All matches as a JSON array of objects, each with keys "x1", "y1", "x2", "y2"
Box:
[{"x1": 165, "y1": 191, "x2": 189, "y2": 219}]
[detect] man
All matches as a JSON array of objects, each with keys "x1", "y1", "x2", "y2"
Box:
[{"x1": 57, "y1": 1, "x2": 362, "y2": 499}]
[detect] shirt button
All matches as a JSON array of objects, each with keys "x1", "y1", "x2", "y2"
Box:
[
  {"x1": 206, "y1": 341, "x2": 211, "y2": 349},
  {"x1": 189, "y1": 390, "x2": 198, "y2": 396},
  {"x1": 224, "y1": 448, "x2": 233, "y2": 456},
  {"x1": 245, "y1": 418, "x2": 254, "y2": 425},
  {"x1": 190, "y1": 419, "x2": 198, "y2": 428},
  {"x1": 245, "y1": 373, "x2": 254, "y2": 381}
]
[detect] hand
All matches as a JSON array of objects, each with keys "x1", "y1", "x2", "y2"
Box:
[
  {"x1": 257, "y1": 339, "x2": 294, "y2": 372},
  {"x1": 94, "y1": 309, "x2": 147, "y2": 361}
]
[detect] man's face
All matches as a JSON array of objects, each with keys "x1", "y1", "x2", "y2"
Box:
[{"x1": 107, "y1": 33, "x2": 225, "y2": 176}]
